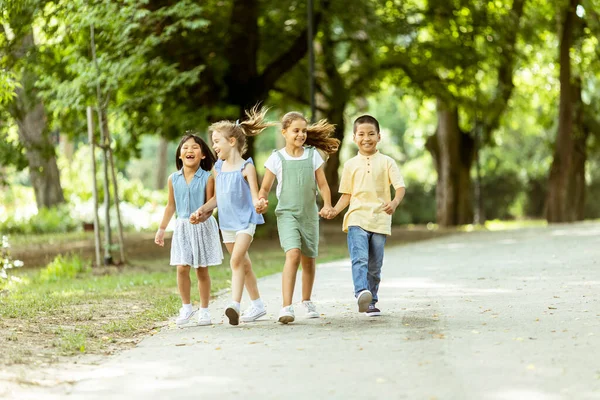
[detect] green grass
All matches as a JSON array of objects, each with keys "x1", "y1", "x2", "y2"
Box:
[{"x1": 0, "y1": 239, "x2": 351, "y2": 363}]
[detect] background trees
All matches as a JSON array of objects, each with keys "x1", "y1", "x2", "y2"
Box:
[{"x1": 1, "y1": 0, "x2": 599, "y2": 229}]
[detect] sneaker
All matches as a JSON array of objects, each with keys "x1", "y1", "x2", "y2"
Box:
[
  {"x1": 176, "y1": 307, "x2": 196, "y2": 325},
  {"x1": 302, "y1": 300, "x2": 319, "y2": 318},
  {"x1": 225, "y1": 304, "x2": 240, "y2": 326},
  {"x1": 356, "y1": 290, "x2": 372, "y2": 313},
  {"x1": 240, "y1": 305, "x2": 267, "y2": 322},
  {"x1": 197, "y1": 309, "x2": 212, "y2": 326},
  {"x1": 278, "y1": 305, "x2": 295, "y2": 324},
  {"x1": 366, "y1": 304, "x2": 381, "y2": 317}
]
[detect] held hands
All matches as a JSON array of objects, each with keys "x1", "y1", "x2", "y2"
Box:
[
  {"x1": 319, "y1": 206, "x2": 337, "y2": 220},
  {"x1": 190, "y1": 207, "x2": 211, "y2": 224},
  {"x1": 254, "y1": 197, "x2": 269, "y2": 214},
  {"x1": 154, "y1": 228, "x2": 165, "y2": 247}
]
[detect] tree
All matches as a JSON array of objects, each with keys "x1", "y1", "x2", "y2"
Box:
[
  {"x1": 546, "y1": 0, "x2": 600, "y2": 222},
  {"x1": 382, "y1": 0, "x2": 526, "y2": 226},
  {"x1": 1, "y1": 2, "x2": 65, "y2": 209}
]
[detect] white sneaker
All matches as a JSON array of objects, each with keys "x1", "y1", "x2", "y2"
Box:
[
  {"x1": 197, "y1": 309, "x2": 211, "y2": 326},
  {"x1": 278, "y1": 305, "x2": 295, "y2": 324},
  {"x1": 176, "y1": 307, "x2": 196, "y2": 325},
  {"x1": 356, "y1": 290, "x2": 372, "y2": 313},
  {"x1": 225, "y1": 303, "x2": 240, "y2": 326},
  {"x1": 302, "y1": 300, "x2": 319, "y2": 318},
  {"x1": 240, "y1": 305, "x2": 267, "y2": 322}
]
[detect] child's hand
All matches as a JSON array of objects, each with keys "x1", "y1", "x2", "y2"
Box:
[
  {"x1": 196, "y1": 209, "x2": 211, "y2": 222},
  {"x1": 382, "y1": 200, "x2": 399, "y2": 215},
  {"x1": 154, "y1": 229, "x2": 165, "y2": 246},
  {"x1": 189, "y1": 212, "x2": 198, "y2": 224},
  {"x1": 319, "y1": 206, "x2": 336, "y2": 219},
  {"x1": 254, "y1": 198, "x2": 268, "y2": 214}
]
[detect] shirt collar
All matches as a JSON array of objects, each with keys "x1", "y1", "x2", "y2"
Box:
[
  {"x1": 176, "y1": 168, "x2": 205, "y2": 177},
  {"x1": 357, "y1": 150, "x2": 379, "y2": 159}
]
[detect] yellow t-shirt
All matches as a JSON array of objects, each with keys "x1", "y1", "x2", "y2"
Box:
[{"x1": 338, "y1": 151, "x2": 405, "y2": 235}]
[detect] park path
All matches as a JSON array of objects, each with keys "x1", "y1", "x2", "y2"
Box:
[{"x1": 4, "y1": 222, "x2": 600, "y2": 400}]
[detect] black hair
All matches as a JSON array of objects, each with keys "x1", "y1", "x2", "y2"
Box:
[
  {"x1": 353, "y1": 115, "x2": 380, "y2": 134},
  {"x1": 175, "y1": 132, "x2": 216, "y2": 171}
]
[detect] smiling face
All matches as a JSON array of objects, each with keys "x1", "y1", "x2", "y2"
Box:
[
  {"x1": 353, "y1": 123, "x2": 380, "y2": 156},
  {"x1": 282, "y1": 118, "x2": 307, "y2": 149},
  {"x1": 179, "y1": 137, "x2": 204, "y2": 168},
  {"x1": 211, "y1": 130, "x2": 234, "y2": 160}
]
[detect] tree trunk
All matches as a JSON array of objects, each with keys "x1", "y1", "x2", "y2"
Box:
[
  {"x1": 156, "y1": 136, "x2": 168, "y2": 190},
  {"x1": 546, "y1": 0, "x2": 587, "y2": 222},
  {"x1": 426, "y1": 98, "x2": 474, "y2": 226},
  {"x1": 324, "y1": 105, "x2": 345, "y2": 202},
  {"x1": 9, "y1": 33, "x2": 64, "y2": 210}
]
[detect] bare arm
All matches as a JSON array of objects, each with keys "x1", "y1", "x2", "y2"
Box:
[
  {"x1": 243, "y1": 163, "x2": 261, "y2": 204},
  {"x1": 155, "y1": 176, "x2": 176, "y2": 246},
  {"x1": 258, "y1": 169, "x2": 276, "y2": 200},
  {"x1": 315, "y1": 166, "x2": 332, "y2": 209},
  {"x1": 331, "y1": 193, "x2": 351, "y2": 218}
]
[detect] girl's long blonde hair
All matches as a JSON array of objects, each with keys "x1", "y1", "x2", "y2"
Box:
[
  {"x1": 209, "y1": 105, "x2": 276, "y2": 155},
  {"x1": 281, "y1": 112, "x2": 340, "y2": 155}
]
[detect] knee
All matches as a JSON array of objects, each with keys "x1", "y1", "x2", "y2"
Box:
[
  {"x1": 177, "y1": 265, "x2": 190, "y2": 275},
  {"x1": 230, "y1": 255, "x2": 245, "y2": 269},
  {"x1": 196, "y1": 268, "x2": 210, "y2": 281},
  {"x1": 286, "y1": 249, "x2": 302, "y2": 265}
]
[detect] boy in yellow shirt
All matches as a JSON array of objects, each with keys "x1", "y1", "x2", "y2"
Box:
[{"x1": 325, "y1": 115, "x2": 405, "y2": 316}]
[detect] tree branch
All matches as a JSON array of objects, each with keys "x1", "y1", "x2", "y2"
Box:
[{"x1": 259, "y1": 10, "x2": 322, "y2": 91}]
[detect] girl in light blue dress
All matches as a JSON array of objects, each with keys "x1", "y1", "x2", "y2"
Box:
[
  {"x1": 155, "y1": 133, "x2": 223, "y2": 327},
  {"x1": 193, "y1": 106, "x2": 274, "y2": 326}
]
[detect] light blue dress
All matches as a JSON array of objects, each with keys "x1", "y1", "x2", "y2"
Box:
[
  {"x1": 214, "y1": 158, "x2": 265, "y2": 231},
  {"x1": 170, "y1": 168, "x2": 223, "y2": 267}
]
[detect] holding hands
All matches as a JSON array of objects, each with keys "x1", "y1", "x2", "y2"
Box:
[
  {"x1": 190, "y1": 207, "x2": 211, "y2": 224},
  {"x1": 319, "y1": 206, "x2": 337, "y2": 220},
  {"x1": 255, "y1": 197, "x2": 269, "y2": 214}
]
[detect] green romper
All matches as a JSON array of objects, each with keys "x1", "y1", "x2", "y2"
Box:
[{"x1": 275, "y1": 146, "x2": 319, "y2": 258}]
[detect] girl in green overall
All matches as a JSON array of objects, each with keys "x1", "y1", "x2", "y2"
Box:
[{"x1": 257, "y1": 112, "x2": 340, "y2": 324}]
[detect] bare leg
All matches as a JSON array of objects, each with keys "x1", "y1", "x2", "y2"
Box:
[
  {"x1": 225, "y1": 242, "x2": 260, "y2": 301},
  {"x1": 301, "y1": 256, "x2": 316, "y2": 301},
  {"x1": 177, "y1": 265, "x2": 191, "y2": 304},
  {"x1": 282, "y1": 249, "x2": 302, "y2": 307},
  {"x1": 195, "y1": 267, "x2": 211, "y2": 308},
  {"x1": 226, "y1": 234, "x2": 253, "y2": 303}
]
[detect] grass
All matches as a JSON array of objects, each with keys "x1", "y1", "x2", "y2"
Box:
[{"x1": 0, "y1": 234, "x2": 352, "y2": 366}]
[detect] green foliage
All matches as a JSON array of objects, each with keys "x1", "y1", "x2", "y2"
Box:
[
  {"x1": 0, "y1": 235, "x2": 24, "y2": 286},
  {"x1": 0, "y1": 205, "x2": 79, "y2": 235},
  {"x1": 38, "y1": 253, "x2": 90, "y2": 283}
]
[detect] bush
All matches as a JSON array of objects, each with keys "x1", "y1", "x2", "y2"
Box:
[
  {"x1": 0, "y1": 235, "x2": 23, "y2": 288},
  {"x1": 38, "y1": 254, "x2": 90, "y2": 283},
  {"x1": 0, "y1": 205, "x2": 80, "y2": 235},
  {"x1": 393, "y1": 181, "x2": 437, "y2": 225}
]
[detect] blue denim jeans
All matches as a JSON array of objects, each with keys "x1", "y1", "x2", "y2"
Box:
[{"x1": 347, "y1": 226, "x2": 387, "y2": 304}]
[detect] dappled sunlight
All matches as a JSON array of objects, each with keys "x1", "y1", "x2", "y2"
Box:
[
  {"x1": 382, "y1": 277, "x2": 512, "y2": 296},
  {"x1": 565, "y1": 280, "x2": 600, "y2": 287},
  {"x1": 54, "y1": 289, "x2": 87, "y2": 298},
  {"x1": 488, "y1": 389, "x2": 563, "y2": 400},
  {"x1": 551, "y1": 227, "x2": 600, "y2": 237}
]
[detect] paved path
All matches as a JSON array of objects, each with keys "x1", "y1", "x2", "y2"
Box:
[{"x1": 4, "y1": 223, "x2": 600, "y2": 399}]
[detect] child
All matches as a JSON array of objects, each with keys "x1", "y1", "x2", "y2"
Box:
[
  {"x1": 193, "y1": 106, "x2": 273, "y2": 326},
  {"x1": 257, "y1": 111, "x2": 339, "y2": 324},
  {"x1": 325, "y1": 115, "x2": 405, "y2": 317},
  {"x1": 155, "y1": 133, "x2": 223, "y2": 326}
]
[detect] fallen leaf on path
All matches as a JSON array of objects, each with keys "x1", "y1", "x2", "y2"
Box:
[
  {"x1": 548, "y1": 306, "x2": 557, "y2": 310},
  {"x1": 175, "y1": 343, "x2": 187, "y2": 346},
  {"x1": 215, "y1": 347, "x2": 221, "y2": 350}
]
